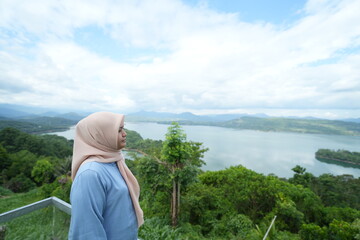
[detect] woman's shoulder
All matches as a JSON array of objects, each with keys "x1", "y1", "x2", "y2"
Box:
[
  {"x1": 76, "y1": 161, "x2": 117, "y2": 178},
  {"x1": 74, "y1": 161, "x2": 118, "y2": 189}
]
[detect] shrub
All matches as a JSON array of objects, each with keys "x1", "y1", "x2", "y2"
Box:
[
  {"x1": 6, "y1": 173, "x2": 36, "y2": 193},
  {"x1": 40, "y1": 175, "x2": 72, "y2": 203},
  {"x1": 0, "y1": 186, "x2": 13, "y2": 197}
]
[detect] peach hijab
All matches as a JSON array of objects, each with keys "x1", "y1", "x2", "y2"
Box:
[{"x1": 71, "y1": 112, "x2": 144, "y2": 227}]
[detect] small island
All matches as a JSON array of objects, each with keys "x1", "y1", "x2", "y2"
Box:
[{"x1": 315, "y1": 149, "x2": 360, "y2": 168}]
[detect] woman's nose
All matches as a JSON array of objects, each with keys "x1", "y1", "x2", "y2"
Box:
[{"x1": 122, "y1": 130, "x2": 127, "y2": 137}]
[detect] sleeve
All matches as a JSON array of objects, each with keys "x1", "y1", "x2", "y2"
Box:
[{"x1": 69, "y1": 169, "x2": 107, "y2": 240}]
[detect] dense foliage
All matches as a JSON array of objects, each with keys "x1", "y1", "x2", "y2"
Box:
[
  {"x1": 0, "y1": 117, "x2": 76, "y2": 134},
  {"x1": 289, "y1": 165, "x2": 360, "y2": 210},
  {"x1": 316, "y1": 148, "x2": 360, "y2": 166},
  {"x1": 1, "y1": 125, "x2": 360, "y2": 239},
  {"x1": 0, "y1": 127, "x2": 73, "y2": 194}
]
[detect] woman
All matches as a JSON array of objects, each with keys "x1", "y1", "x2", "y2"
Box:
[{"x1": 69, "y1": 112, "x2": 143, "y2": 240}]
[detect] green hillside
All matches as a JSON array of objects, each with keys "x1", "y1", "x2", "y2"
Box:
[
  {"x1": 219, "y1": 117, "x2": 360, "y2": 135},
  {"x1": 0, "y1": 117, "x2": 77, "y2": 134}
]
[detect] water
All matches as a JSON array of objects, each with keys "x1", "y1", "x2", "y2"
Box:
[{"x1": 52, "y1": 122, "x2": 360, "y2": 178}]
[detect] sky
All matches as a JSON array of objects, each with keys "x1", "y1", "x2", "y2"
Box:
[{"x1": 1, "y1": 0, "x2": 360, "y2": 119}]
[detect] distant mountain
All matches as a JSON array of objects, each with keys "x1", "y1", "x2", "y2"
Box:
[
  {"x1": 1, "y1": 103, "x2": 359, "y2": 126},
  {"x1": 40, "y1": 111, "x2": 61, "y2": 117},
  {"x1": 55, "y1": 112, "x2": 85, "y2": 121},
  {"x1": 342, "y1": 118, "x2": 360, "y2": 123},
  {"x1": 0, "y1": 103, "x2": 51, "y2": 117},
  {"x1": 126, "y1": 111, "x2": 269, "y2": 122},
  {"x1": 126, "y1": 111, "x2": 195, "y2": 122},
  {"x1": 217, "y1": 116, "x2": 360, "y2": 136},
  {"x1": 0, "y1": 104, "x2": 87, "y2": 121},
  {"x1": 0, "y1": 105, "x2": 33, "y2": 118},
  {"x1": 206, "y1": 113, "x2": 268, "y2": 122},
  {"x1": 18, "y1": 116, "x2": 77, "y2": 126},
  {"x1": 0, "y1": 116, "x2": 77, "y2": 134}
]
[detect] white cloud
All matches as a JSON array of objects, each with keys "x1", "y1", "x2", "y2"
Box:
[{"x1": 0, "y1": 0, "x2": 360, "y2": 118}]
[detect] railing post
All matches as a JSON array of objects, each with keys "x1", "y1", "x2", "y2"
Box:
[
  {"x1": 263, "y1": 215, "x2": 277, "y2": 240},
  {"x1": 0, "y1": 225, "x2": 6, "y2": 240}
]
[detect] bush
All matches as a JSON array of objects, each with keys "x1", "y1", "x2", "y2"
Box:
[
  {"x1": 6, "y1": 173, "x2": 36, "y2": 193},
  {"x1": 138, "y1": 217, "x2": 181, "y2": 240},
  {"x1": 299, "y1": 223, "x2": 328, "y2": 240},
  {"x1": 31, "y1": 158, "x2": 55, "y2": 185},
  {"x1": 328, "y1": 219, "x2": 357, "y2": 240},
  {"x1": 0, "y1": 186, "x2": 13, "y2": 197},
  {"x1": 40, "y1": 175, "x2": 72, "y2": 203},
  {"x1": 210, "y1": 214, "x2": 254, "y2": 238}
]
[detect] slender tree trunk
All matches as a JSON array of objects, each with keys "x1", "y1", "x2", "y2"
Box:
[
  {"x1": 177, "y1": 182, "x2": 180, "y2": 217},
  {"x1": 171, "y1": 178, "x2": 177, "y2": 227}
]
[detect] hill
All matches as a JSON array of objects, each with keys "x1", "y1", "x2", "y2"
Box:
[
  {"x1": 0, "y1": 117, "x2": 77, "y2": 134},
  {"x1": 218, "y1": 117, "x2": 360, "y2": 135},
  {"x1": 157, "y1": 116, "x2": 360, "y2": 136}
]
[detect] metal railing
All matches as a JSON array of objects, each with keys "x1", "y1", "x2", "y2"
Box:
[{"x1": 0, "y1": 196, "x2": 71, "y2": 224}]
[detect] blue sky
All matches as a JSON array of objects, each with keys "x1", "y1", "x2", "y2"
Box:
[{"x1": 0, "y1": 0, "x2": 360, "y2": 119}]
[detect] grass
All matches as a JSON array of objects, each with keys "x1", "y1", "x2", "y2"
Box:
[
  {"x1": 0, "y1": 188, "x2": 41, "y2": 213},
  {"x1": 0, "y1": 189, "x2": 70, "y2": 239}
]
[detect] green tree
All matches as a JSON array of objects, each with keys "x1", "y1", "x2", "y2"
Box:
[
  {"x1": 352, "y1": 219, "x2": 360, "y2": 240},
  {"x1": 0, "y1": 144, "x2": 11, "y2": 185},
  {"x1": 40, "y1": 175, "x2": 72, "y2": 203},
  {"x1": 299, "y1": 223, "x2": 327, "y2": 240},
  {"x1": 31, "y1": 158, "x2": 55, "y2": 185},
  {"x1": 7, "y1": 150, "x2": 38, "y2": 179},
  {"x1": 289, "y1": 165, "x2": 315, "y2": 188},
  {"x1": 210, "y1": 213, "x2": 254, "y2": 238},
  {"x1": 54, "y1": 156, "x2": 72, "y2": 177},
  {"x1": 0, "y1": 127, "x2": 22, "y2": 152},
  {"x1": 6, "y1": 173, "x2": 36, "y2": 192},
  {"x1": 161, "y1": 122, "x2": 208, "y2": 227},
  {"x1": 0, "y1": 144, "x2": 10, "y2": 170},
  {"x1": 0, "y1": 127, "x2": 73, "y2": 158},
  {"x1": 328, "y1": 219, "x2": 357, "y2": 240},
  {"x1": 135, "y1": 156, "x2": 171, "y2": 219},
  {"x1": 273, "y1": 195, "x2": 304, "y2": 232},
  {"x1": 292, "y1": 165, "x2": 306, "y2": 175}
]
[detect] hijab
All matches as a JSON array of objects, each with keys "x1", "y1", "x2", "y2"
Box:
[{"x1": 71, "y1": 112, "x2": 144, "y2": 227}]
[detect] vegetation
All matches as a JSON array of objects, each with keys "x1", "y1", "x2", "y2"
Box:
[
  {"x1": 152, "y1": 123, "x2": 207, "y2": 226},
  {"x1": 0, "y1": 116, "x2": 76, "y2": 134},
  {"x1": 127, "y1": 125, "x2": 360, "y2": 239},
  {"x1": 316, "y1": 149, "x2": 360, "y2": 167},
  {"x1": 159, "y1": 116, "x2": 360, "y2": 136},
  {"x1": 0, "y1": 127, "x2": 73, "y2": 194},
  {"x1": 1, "y1": 125, "x2": 360, "y2": 239}
]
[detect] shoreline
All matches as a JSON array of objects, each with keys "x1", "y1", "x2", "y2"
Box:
[{"x1": 316, "y1": 156, "x2": 360, "y2": 167}]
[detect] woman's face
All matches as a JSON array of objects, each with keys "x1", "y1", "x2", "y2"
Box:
[{"x1": 118, "y1": 118, "x2": 127, "y2": 149}]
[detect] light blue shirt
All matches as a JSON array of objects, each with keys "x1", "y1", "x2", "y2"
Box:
[{"x1": 69, "y1": 161, "x2": 138, "y2": 240}]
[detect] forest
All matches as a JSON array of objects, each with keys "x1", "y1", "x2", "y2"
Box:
[
  {"x1": 1, "y1": 125, "x2": 360, "y2": 239},
  {"x1": 158, "y1": 116, "x2": 360, "y2": 136},
  {"x1": 0, "y1": 117, "x2": 76, "y2": 134},
  {"x1": 316, "y1": 149, "x2": 360, "y2": 166}
]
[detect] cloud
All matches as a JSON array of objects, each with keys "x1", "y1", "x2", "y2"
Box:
[{"x1": 0, "y1": 0, "x2": 360, "y2": 118}]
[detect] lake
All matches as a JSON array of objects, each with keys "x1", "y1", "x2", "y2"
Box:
[{"x1": 52, "y1": 122, "x2": 360, "y2": 178}]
